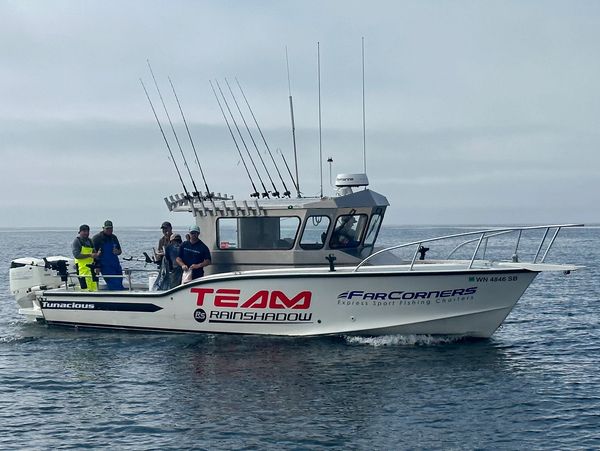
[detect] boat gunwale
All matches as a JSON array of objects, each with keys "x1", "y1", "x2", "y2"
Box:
[{"x1": 41, "y1": 266, "x2": 538, "y2": 299}]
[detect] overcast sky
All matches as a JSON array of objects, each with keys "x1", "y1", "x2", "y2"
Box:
[{"x1": 1, "y1": 0, "x2": 598, "y2": 228}]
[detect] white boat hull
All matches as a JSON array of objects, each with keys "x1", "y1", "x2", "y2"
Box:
[{"x1": 34, "y1": 266, "x2": 539, "y2": 338}]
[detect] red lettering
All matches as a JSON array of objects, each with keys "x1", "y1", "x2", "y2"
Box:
[
  {"x1": 240, "y1": 290, "x2": 269, "y2": 309},
  {"x1": 191, "y1": 288, "x2": 214, "y2": 306},
  {"x1": 214, "y1": 288, "x2": 240, "y2": 307},
  {"x1": 269, "y1": 291, "x2": 311, "y2": 309}
]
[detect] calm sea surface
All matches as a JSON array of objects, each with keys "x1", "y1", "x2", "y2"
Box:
[{"x1": 1, "y1": 226, "x2": 598, "y2": 450}]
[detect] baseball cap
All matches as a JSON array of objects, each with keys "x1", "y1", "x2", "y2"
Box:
[
  {"x1": 170, "y1": 233, "x2": 182, "y2": 242},
  {"x1": 161, "y1": 221, "x2": 172, "y2": 229},
  {"x1": 103, "y1": 220, "x2": 113, "y2": 228},
  {"x1": 79, "y1": 224, "x2": 90, "y2": 232},
  {"x1": 189, "y1": 225, "x2": 200, "y2": 233}
]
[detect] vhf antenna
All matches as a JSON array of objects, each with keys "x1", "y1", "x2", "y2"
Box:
[
  {"x1": 318, "y1": 41, "x2": 323, "y2": 198},
  {"x1": 361, "y1": 37, "x2": 367, "y2": 175}
]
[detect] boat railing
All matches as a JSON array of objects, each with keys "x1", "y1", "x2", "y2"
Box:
[
  {"x1": 66, "y1": 268, "x2": 158, "y2": 291},
  {"x1": 354, "y1": 223, "x2": 583, "y2": 272}
]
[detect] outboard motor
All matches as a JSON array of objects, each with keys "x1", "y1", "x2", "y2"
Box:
[{"x1": 9, "y1": 256, "x2": 75, "y2": 309}]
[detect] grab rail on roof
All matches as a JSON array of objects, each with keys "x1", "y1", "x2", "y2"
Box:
[{"x1": 353, "y1": 224, "x2": 584, "y2": 272}]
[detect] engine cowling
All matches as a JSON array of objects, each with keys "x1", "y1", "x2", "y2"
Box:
[{"x1": 9, "y1": 256, "x2": 76, "y2": 309}]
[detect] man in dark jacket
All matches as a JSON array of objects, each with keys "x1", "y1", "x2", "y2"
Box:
[
  {"x1": 92, "y1": 220, "x2": 124, "y2": 290},
  {"x1": 176, "y1": 225, "x2": 211, "y2": 281}
]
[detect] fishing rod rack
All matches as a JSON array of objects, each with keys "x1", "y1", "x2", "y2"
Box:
[
  {"x1": 165, "y1": 192, "x2": 270, "y2": 217},
  {"x1": 354, "y1": 224, "x2": 583, "y2": 272}
]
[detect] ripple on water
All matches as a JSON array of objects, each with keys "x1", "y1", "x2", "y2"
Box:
[{"x1": 0, "y1": 227, "x2": 599, "y2": 449}]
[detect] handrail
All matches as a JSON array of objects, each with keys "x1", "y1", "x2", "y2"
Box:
[
  {"x1": 66, "y1": 268, "x2": 158, "y2": 291},
  {"x1": 447, "y1": 229, "x2": 514, "y2": 259},
  {"x1": 353, "y1": 223, "x2": 583, "y2": 272}
]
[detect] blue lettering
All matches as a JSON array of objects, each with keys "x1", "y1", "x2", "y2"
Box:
[{"x1": 348, "y1": 290, "x2": 364, "y2": 299}]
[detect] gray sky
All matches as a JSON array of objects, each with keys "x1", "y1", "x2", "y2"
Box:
[{"x1": 1, "y1": 0, "x2": 598, "y2": 227}]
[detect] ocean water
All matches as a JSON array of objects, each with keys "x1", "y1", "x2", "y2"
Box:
[{"x1": 0, "y1": 226, "x2": 598, "y2": 450}]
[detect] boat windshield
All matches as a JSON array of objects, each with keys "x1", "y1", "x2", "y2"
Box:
[
  {"x1": 330, "y1": 214, "x2": 368, "y2": 249},
  {"x1": 300, "y1": 215, "x2": 331, "y2": 250},
  {"x1": 363, "y1": 212, "x2": 384, "y2": 248},
  {"x1": 217, "y1": 217, "x2": 301, "y2": 250}
]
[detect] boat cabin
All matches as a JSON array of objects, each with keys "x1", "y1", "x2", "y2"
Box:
[{"x1": 164, "y1": 175, "x2": 389, "y2": 275}]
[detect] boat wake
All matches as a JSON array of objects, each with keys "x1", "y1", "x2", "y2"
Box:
[{"x1": 343, "y1": 334, "x2": 468, "y2": 347}]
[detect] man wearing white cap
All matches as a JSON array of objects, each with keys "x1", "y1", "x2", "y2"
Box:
[{"x1": 176, "y1": 225, "x2": 211, "y2": 281}]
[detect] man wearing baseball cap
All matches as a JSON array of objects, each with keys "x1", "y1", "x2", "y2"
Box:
[
  {"x1": 156, "y1": 221, "x2": 173, "y2": 265},
  {"x1": 176, "y1": 225, "x2": 211, "y2": 282},
  {"x1": 92, "y1": 220, "x2": 124, "y2": 290},
  {"x1": 71, "y1": 224, "x2": 100, "y2": 291}
]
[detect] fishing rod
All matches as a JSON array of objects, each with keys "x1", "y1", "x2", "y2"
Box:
[
  {"x1": 209, "y1": 80, "x2": 260, "y2": 198},
  {"x1": 278, "y1": 148, "x2": 298, "y2": 193},
  {"x1": 168, "y1": 76, "x2": 213, "y2": 200},
  {"x1": 235, "y1": 77, "x2": 291, "y2": 198},
  {"x1": 285, "y1": 46, "x2": 301, "y2": 197},
  {"x1": 146, "y1": 60, "x2": 201, "y2": 198},
  {"x1": 140, "y1": 78, "x2": 192, "y2": 203},
  {"x1": 216, "y1": 79, "x2": 269, "y2": 198},
  {"x1": 225, "y1": 77, "x2": 280, "y2": 198}
]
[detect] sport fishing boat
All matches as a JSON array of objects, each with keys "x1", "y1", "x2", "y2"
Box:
[
  {"x1": 7, "y1": 64, "x2": 583, "y2": 338},
  {"x1": 8, "y1": 174, "x2": 582, "y2": 338}
]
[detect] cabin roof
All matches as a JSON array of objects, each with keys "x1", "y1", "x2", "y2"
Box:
[{"x1": 165, "y1": 189, "x2": 389, "y2": 214}]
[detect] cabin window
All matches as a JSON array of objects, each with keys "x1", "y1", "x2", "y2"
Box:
[
  {"x1": 300, "y1": 216, "x2": 331, "y2": 250},
  {"x1": 217, "y1": 217, "x2": 300, "y2": 250},
  {"x1": 363, "y1": 212, "x2": 383, "y2": 247},
  {"x1": 329, "y1": 214, "x2": 368, "y2": 249}
]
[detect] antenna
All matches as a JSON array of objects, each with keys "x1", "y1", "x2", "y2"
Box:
[
  {"x1": 318, "y1": 42, "x2": 323, "y2": 198},
  {"x1": 285, "y1": 46, "x2": 301, "y2": 197},
  {"x1": 361, "y1": 37, "x2": 367, "y2": 174}
]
